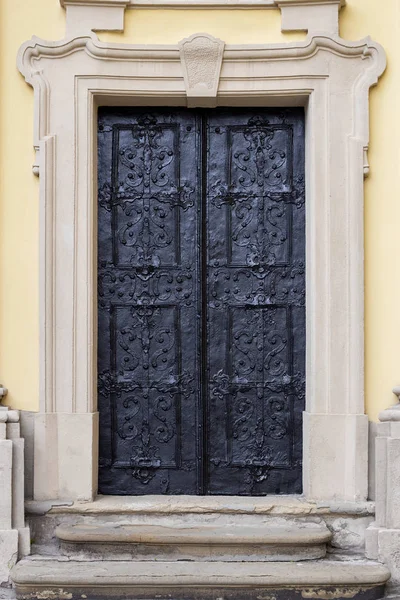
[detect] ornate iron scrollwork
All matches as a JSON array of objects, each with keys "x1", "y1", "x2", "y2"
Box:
[{"x1": 98, "y1": 108, "x2": 305, "y2": 496}]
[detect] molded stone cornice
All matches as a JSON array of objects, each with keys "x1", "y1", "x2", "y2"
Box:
[
  {"x1": 18, "y1": 33, "x2": 385, "y2": 77},
  {"x1": 59, "y1": 0, "x2": 345, "y2": 34},
  {"x1": 60, "y1": 0, "x2": 346, "y2": 5},
  {"x1": 277, "y1": 0, "x2": 345, "y2": 6},
  {"x1": 125, "y1": 0, "x2": 346, "y2": 7},
  {"x1": 60, "y1": 0, "x2": 129, "y2": 6}
]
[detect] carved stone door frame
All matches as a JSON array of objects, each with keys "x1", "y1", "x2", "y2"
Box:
[{"x1": 18, "y1": 1, "x2": 385, "y2": 502}]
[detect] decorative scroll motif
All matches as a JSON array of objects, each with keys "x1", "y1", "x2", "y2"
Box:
[
  {"x1": 210, "y1": 369, "x2": 305, "y2": 492},
  {"x1": 117, "y1": 306, "x2": 176, "y2": 375},
  {"x1": 98, "y1": 368, "x2": 194, "y2": 484},
  {"x1": 209, "y1": 265, "x2": 305, "y2": 309},
  {"x1": 208, "y1": 115, "x2": 304, "y2": 276},
  {"x1": 232, "y1": 115, "x2": 289, "y2": 190},
  {"x1": 98, "y1": 269, "x2": 194, "y2": 308},
  {"x1": 99, "y1": 114, "x2": 195, "y2": 270}
]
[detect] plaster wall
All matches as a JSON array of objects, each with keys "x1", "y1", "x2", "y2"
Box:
[{"x1": 0, "y1": 0, "x2": 398, "y2": 420}]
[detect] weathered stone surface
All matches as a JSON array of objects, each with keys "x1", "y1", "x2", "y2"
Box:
[
  {"x1": 56, "y1": 521, "x2": 332, "y2": 562},
  {"x1": 55, "y1": 521, "x2": 331, "y2": 562},
  {"x1": 26, "y1": 495, "x2": 375, "y2": 517},
  {"x1": 386, "y1": 439, "x2": 400, "y2": 529},
  {"x1": 56, "y1": 522, "x2": 331, "y2": 544},
  {"x1": 369, "y1": 422, "x2": 378, "y2": 501},
  {"x1": 17, "y1": 529, "x2": 31, "y2": 560},
  {"x1": 11, "y1": 557, "x2": 390, "y2": 600},
  {"x1": 12, "y1": 557, "x2": 390, "y2": 587},
  {"x1": 365, "y1": 524, "x2": 379, "y2": 560},
  {"x1": 26, "y1": 500, "x2": 376, "y2": 559},
  {"x1": 0, "y1": 530, "x2": 18, "y2": 586},
  {"x1": 0, "y1": 441, "x2": 13, "y2": 530},
  {"x1": 303, "y1": 413, "x2": 369, "y2": 502},
  {"x1": 19, "y1": 412, "x2": 34, "y2": 502},
  {"x1": 60, "y1": 541, "x2": 328, "y2": 562},
  {"x1": 328, "y1": 516, "x2": 373, "y2": 552},
  {"x1": 0, "y1": 408, "x2": 30, "y2": 589},
  {"x1": 10, "y1": 438, "x2": 25, "y2": 532},
  {"x1": 0, "y1": 588, "x2": 16, "y2": 599},
  {"x1": 376, "y1": 529, "x2": 400, "y2": 587}
]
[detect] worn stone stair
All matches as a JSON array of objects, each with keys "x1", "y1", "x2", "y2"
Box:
[
  {"x1": 55, "y1": 521, "x2": 332, "y2": 561},
  {"x1": 17, "y1": 497, "x2": 389, "y2": 600},
  {"x1": 12, "y1": 556, "x2": 390, "y2": 600}
]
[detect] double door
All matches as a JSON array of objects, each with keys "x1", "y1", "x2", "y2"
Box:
[{"x1": 97, "y1": 108, "x2": 305, "y2": 495}]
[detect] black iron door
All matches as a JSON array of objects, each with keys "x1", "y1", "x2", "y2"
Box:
[{"x1": 98, "y1": 108, "x2": 305, "y2": 496}]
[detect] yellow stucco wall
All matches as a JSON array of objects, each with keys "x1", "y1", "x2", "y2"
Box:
[{"x1": 0, "y1": 0, "x2": 399, "y2": 420}]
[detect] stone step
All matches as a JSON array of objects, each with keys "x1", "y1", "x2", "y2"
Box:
[
  {"x1": 11, "y1": 557, "x2": 390, "y2": 600},
  {"x1": 55, "y1": 521, "x2": 332, "y2": 562}
]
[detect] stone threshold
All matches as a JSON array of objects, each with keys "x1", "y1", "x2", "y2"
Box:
[{"x1": 25, "y1": 495, "x2": 376, "y2": 517}]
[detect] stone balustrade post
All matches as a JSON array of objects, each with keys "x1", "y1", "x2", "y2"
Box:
[
  {"x1": 366, "y1": 387, "x2": 400, "y2": 597},
  {"x1": 0, "y1": 404, "x2": 30, "y2": 590}
]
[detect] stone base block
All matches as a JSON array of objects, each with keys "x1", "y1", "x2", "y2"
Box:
[
  {"x1": 18, "y1": 529, "x2": 30, "y2": 560},
  {"x1": 376, "y1": 529, "x2": 400, "y2": 587},
  {"x1": 303, "y1": 412, "x2": 368, "y2": 501},
  {"x1": 34, "y1": 412, "x2": 99, "y2": 502},
  {"x1": 365, "y1": 524, "x2": 379, "y2": 560},
  {"x1": 0, "y1": 530, "x2": 18, "y2": 586},
  {"x1": 365, "y1": 527, "x2": 400, "y2": 596}
]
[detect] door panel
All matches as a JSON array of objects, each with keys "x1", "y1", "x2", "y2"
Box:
[
  {"x1": 98, "y1": 109, "x2": 201, "y2": 494},
  {"x1": 206, "y1": 110, "x2": 305, "y2": 495},
  {"x1": 98, "y1": 108, "x2": 305, "y2": 496}
]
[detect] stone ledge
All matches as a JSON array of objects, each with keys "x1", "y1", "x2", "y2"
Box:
[{"x1": 25, "y1": 495, "x2": 375, "y2": 516}]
